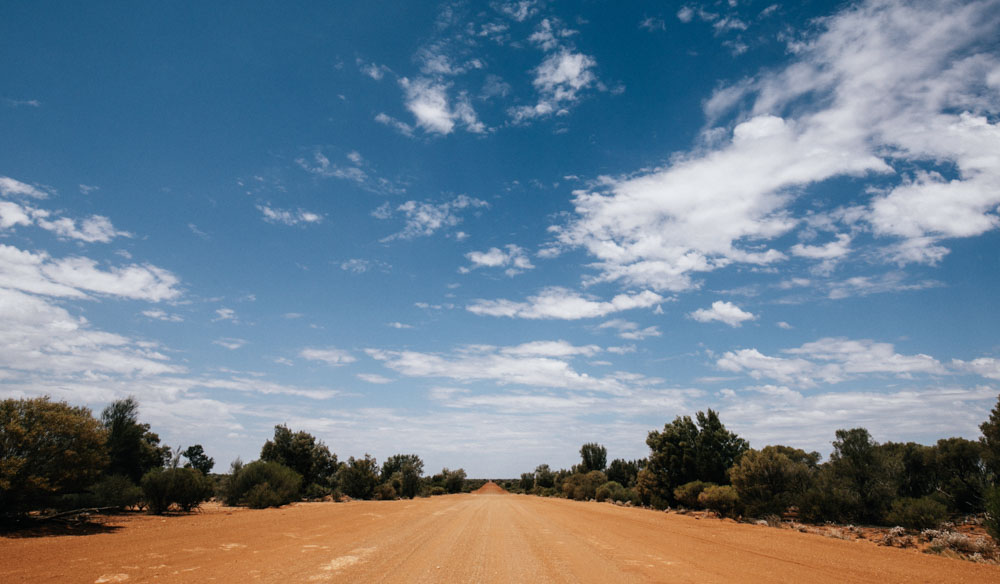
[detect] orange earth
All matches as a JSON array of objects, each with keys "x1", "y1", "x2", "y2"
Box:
[{"x1": 2, "y1": 493, "x2": 998, "y2": 583}]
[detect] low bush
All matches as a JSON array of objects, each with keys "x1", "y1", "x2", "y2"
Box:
[
  {"x1": 140, "y1": 468, "x2": 213, "y2": 514},
  {"x1": 673, "y1": 480, "x2": 714, "y2": 509},
  {"x1": 223, "y1": 460, "x2": 302, "y2": 508},
  {"x1": 985, "y1": 485, "x2": 1000, "y2": 542},
  {"x1": 430, "y1": 486, "x2": 446, "y2": 496},
  {"x1": 595, "y1": 481, "x2": 625, "y2": 502},
  {"x1": 91, "y1": 474, "x2": 142, "y2": 510},
  {"x1": 698, "y1": 485, "x2": 740, "y2": 517},
  {"x1": 885, "y1": 497, "x2": 947, "y2": 530},
  {"x1": 373, "y1": 483, "x2": 397, "y2": 500}
]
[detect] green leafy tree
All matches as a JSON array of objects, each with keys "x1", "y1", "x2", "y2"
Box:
[
  {"x1": 645, "y1": 409, "x2": 748, "y2": 504},
  {"x1": 222, "y1": 460, "x2": 302, "y2": 508},
  {"x1": 381, "y1": 454, "x2": 423, "y2": 499},
  {"x1": 101, "y1": 397, "x2": 171, "y2": 483},
  {"x1": 437, "y1": 467, "x2": 466, "y2": 493},
  {"x1": 260, "y1": 425, "x2": 337, "y2": 491},
  {"x1": 880, "y1": 442, "x2": 936, "y2": 499},
  {"x1": 580, "y1": 443, "x2": 607, "y2": 473},
  {"x1": 561, "y1": 470, "x2": 607, "y2": 500},
  {"x1": 520, "y1": 472, "x2": 535, "y2": 492},
  {"x1": 339, "y1": 455, "x2": 379, "y2": 499},
  {"x1": 825, "y1": 428, "x2": 899, "y2": 523},
  {"x1": 140, "y1": 467, "x2": 213, "y2": 514},
  {"x1": 931, "y1": 437, "x2": 986, "y2": 513},
  {"x1": 606, "y1": 458, "x2": 643, "y2": 488},
  {"x1": 534, "y1": 464, "x2": 555, "y2": 489},
  {"x1": 181, "y1": 444, "x2": 215, "y2": 476},
  {"x1": 1, "y1": 397, "x2": 108, "y2": 516},
  {"x1": 729, "y1": 446, "x2": 814, "y2": 517},
  {"x1": 698, "y1": 485, "x2": 740, "y2": 517},
  {"x1": 981, "y1": 393, "x2": 1000, "y2": 481}
]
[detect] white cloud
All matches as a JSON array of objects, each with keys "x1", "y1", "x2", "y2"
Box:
[
  {"x1": 379, "y1": 195, "x2": 488, "y2": 241},
  {"x1": 952, "y1": 357, "x2": 1000, "y2": 380},
  {"x1": 399, "y1": 77, "x2": 484, "y2": 135},
  {"x1": 386, "y1": 321, "x2": 413, "y2": 329},
  {"x1": 367, "y1": 342, "x2": 647, "y2": 394},
  {"x1": 357, "y1": 59, "x2": 388, "y2": 80},
  {"x1": 0, "y1": 201, "x2": 33, "y2": 229},
  {"x1": 357, "y1": 373, "x2": 393, "y2": 384},
  {"x1": 467, "y1": 286, "x2": 664, "y2": 320},
  {"x1": 375, "y1": 112, "x2": 415, "y2": 137},
  {"x1": 256, "y1": 204, "x2": 322, "y2": 226},
  {"x1": 512, "y1": 50, "x2": 597, "y2": 122},
  {"x1": 300, "y1": 347, "x2": 357, "y2": 366},
  {"x1": 598, "y1": 319, "x2": 662, "y2": 340},
  {"x1": 677, "y1": 7, "x2": 694, "y2": 23},
  {"x1": 497, "y1": 0, "x2": 538, "y2": 22},
  {"x1": 690, "y1": 300, "x2": 757, "y2": 327},
  {"x1": 0, "y1": 287, "x2": 182, "y2": 377},
  {"x1": 0, "y1": 176, "x2": 49, "y2": 199},
  {"x1": 36, "y1": 214, "x2": 131, "y2": 243},
  {"x1": 790, "y1": 233, "x2": 852, "y2": 260},
  {"x1": 464, "y1": 244, "x2": 535, "y2": 276},
  {"x1": 640, "y1": 16, "x2": 667, "y2": 32},
  {"x1": 213, "y1": 307, "x2": 237, "y2": 322},
  {"x1": 143, "y1": 309, "x2": 183, "y2": 322},
  {"x1": 718, "y1": 337, "x2": 948, "y2": 387},
  {"x1": 212, "y1": 338, "x2": 248, "y2": 350},
  {"x1": 550, "y1": 0, "x2": 1000, "y2": 291},
  {"x1": 0, "y1": 244, "x2": 181, "y2": 301}
]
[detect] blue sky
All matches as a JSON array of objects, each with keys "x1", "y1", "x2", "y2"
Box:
[{"x1": 2, "y1": 0, "x2": 999, "y2": 477}]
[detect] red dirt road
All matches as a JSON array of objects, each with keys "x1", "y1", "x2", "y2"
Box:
[{"x1": 2, "y1": 494, "x2": 998, "y2": 583}]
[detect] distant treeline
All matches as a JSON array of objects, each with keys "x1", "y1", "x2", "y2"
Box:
[
  {"x1": 0, "y1": 396, "x2": 468, "y2": 521},
  {"x1": 510, "y1": 398, "x2": 1000, "y2": 541},
  {"x1": 3, "y1": 393, "x2": 999, "y2": 543}
]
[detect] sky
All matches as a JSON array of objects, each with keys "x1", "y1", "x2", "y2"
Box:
[{"x1": 1, "y1": 0, "x2": 999, "y2": 478}]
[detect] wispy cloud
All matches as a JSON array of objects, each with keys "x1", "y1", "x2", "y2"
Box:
[
  {"x1": 256, "y1": 204, "x2": 322, "y2": 226},
  {"x1": 378, "y1": 195, "x2": 488, "y2": 241},
  {"x1": 467, "y1": 287, "x2": 664, "y2": 320}
]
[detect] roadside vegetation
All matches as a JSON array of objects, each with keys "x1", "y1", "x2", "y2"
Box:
[{"x1": 3, "y1": 392, "x2": 1000, "y2": 561}]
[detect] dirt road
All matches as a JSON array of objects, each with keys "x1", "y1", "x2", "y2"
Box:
[{"x1": 2, "y1": 493, "x2": 997, "y2": 583}]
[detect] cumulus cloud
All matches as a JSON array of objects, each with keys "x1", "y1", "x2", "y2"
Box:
[
  {"x1": 464, "y1": 244, "x2": 535, "y2": 276},
  {"x1": 511, "y1": 50, "x2": 598, "y2": 122},
  {"x1": 379, "y1": 195, "x2": 488, "y2": 241},
  {"x1": 690, "y1": 301, "x2": 756, "y2": 327},
  {"x1": 300, "y1": 347, "x2": 357, "y2": 366},
  {"x1": 0, "y1": 176, "x2": 49, "y2": 199},
  {"x1": 399, "y1": 78, "x2": 485, "y2": 135},
  {"x1": 548, "y1": 0, "x2": 1000, "y2": 291},
  {"x1": 467, "y1": 286, "x2": 664, "y2": 320},
  {"x1": 0, "y1": 244, "x2": 181, "y2": 301},
  {"x1": 36, "y1": 214, "x2": 131, "y2": 243},
  {"x1": 717, "y1": 337, "x2": 948, "y2": 387},
  {"x1": 951, "y1": 357, "x2": 1000, "y2": 380}
]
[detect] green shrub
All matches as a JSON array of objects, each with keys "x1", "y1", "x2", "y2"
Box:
[
  {"x1": 561, "y1": 471, "x2": 607, "y2": 501},
  {"x1": 140, "y1": 468, "x2": 213, "y2": 514},
  {"x1": 374, "y1": 483, "x2": 397, "y2": 500},
  {"x1": 91, "y1": 475, "x2": 142, "y2": 510},
  {"x1": 885, "y1": 497, "x2": 947, "y2": 530},
  {"x1": 984, "y1": 486, "x2": 1000, "y2": 542},
  {"x1": 673, "y1": 480, "x2": 714, "y2": 509},
  {"x1": 430, "y1": 486, "x2": 446, "y2": 496},
  {"x1": 729, "y1": 446, "x2": 813, "y2": 517},
  {"x1": 595, "y1": 481, "x2": 625, "y2": 502},
  {"x1": 223, "y1": 460, "x2": 302, "y2": 508},
  {"x1": 698, "y1": 485, "x2": 740, "y2": 517}
]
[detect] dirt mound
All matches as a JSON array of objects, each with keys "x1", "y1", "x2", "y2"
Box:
[{"x1": 470, "y1": 481, "x2": 508, "y2": 495}]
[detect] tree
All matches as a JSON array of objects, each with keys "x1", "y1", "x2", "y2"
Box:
[
  {"x1": 580, "y1": 443, "x2": 607, "y2": 473},
  {"x1": 534, "y1": 464, "x2": 555, "y2": 489},
  {"x1": 520, "y1": 472, "x2": 535, "y2": 492},
  {"x1": 931, "y1": 437, "x2": 986, "y2": 513},
  {"x1": 826, "y1": 428, "x2": 899, "y2": 523},
  {"x1": 729, "y1": 446, "x2": 813, "y2": 517},
  {"x1": 221, "y1": 460, "x2": 302, "y2": 508},
  {"x1": 260, "y1": 425, "x2": 338, "y2": 491},
  {"x1": 645, "y1": 410, "x2": 748, "y2": 504},
  {"x1": 440, "y1": 467, "x2": 466, "y2": 494},
  {"x1": 381, "y1": 454, "x2": 423, "y2": 499},
  {"x1": 181, "y1": 444, "x2": 215, "y2": 476},
  {"x1": 606, "y1": 458, "x2": 643, "y2": 488},
  {"x1": 980, "y1": 393, "x2": 1000, "y2": 481},
  {"x1": 339, "y1": 455, "x2": 379, "y2": 499},
  {"x1": 1, "y1": 397, "x2": 108, "y2": 516},
  {"x1": 101, "y1": 397, "x2": 171, "y2": 483},
  {"x1": 561, "y1": 470, "x2": 607, "y2": 500},
  {"x1": 140, "y1": 467, "x2": 213, "y2": 514}
]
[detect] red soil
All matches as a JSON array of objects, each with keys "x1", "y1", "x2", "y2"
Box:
[{"x1": 470, "y1": 481, "x2": 509, "y2": 495}]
